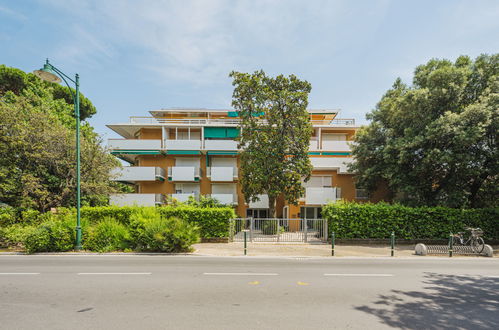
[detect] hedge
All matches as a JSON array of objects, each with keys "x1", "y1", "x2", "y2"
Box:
[
  {"x1": 157, "y1": 206, "x2": 235, "y2": 238},
  {"x1": 322, "y1": 202, "x2": 499, "y2": 240},
  {"x1": 76, "y1": 205, "x2": 235, "y2": 238}
]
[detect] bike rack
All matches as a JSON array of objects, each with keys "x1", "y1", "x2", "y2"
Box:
[{"x1": 415, "y1": 243, "x2": 493, "y2": 257}]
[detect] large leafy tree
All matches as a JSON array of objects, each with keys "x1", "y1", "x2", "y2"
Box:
[
  {"x1": 0, "y1": 65, "x2": 120, "y2": 211},
  {"x1": 230, "y1": 70, "x2": 313, "y2": 217},
  {"x1": 351, "y1": 54, "x2": 498, "y2": 208}
]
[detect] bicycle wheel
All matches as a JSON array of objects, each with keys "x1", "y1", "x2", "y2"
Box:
[{"x1": 471, "y1": 237, "x2": 485, "y2": 254}]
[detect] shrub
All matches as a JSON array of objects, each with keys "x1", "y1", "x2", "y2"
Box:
[
  {"x1": 23, "y1": 211, "x2": 78, "y2": 253},
  {"x1": 85, "y1": 217, "x2": 131, "y2": 252},
  {"x1": 0, "y1": 224, "x2": 36, "y2": 247},
  {"x1": 261, "y1": 220, "x2": 279, "y2": 235},
  {"x1": 0, "y1": 207, "x2": 17, "y2": 227},
  {"x1": 323, "y1": 202, "x2": 499, "y2": 240},
  {"x1": 131, "y1": 208, "x2": 200, "y2": 252},
  {"x1": 157, "y1": 206, "x2": 235, "y2": 238}
]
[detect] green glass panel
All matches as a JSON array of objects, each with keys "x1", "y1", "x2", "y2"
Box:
[
  {"x1": 226, "y1": 127, "x2": 240, "y2": 138},
  {"x1": 204, "y1": 127, "x2": 227, "y2": 138}
]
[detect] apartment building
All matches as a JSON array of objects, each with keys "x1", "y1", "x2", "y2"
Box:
[{"x1": 107, "y1": 108, "x2": 386, "y2": 219}]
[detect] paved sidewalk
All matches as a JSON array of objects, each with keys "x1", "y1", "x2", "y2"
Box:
[
  {"x1": 193, "y1": 242, "x2": 498, "y2": 257},
  {"x1": 194, "y1": 243, "x2": 414, "y2": 257}
]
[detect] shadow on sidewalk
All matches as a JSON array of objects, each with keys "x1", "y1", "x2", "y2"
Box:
[{"x1": 355, "y1": 272, "x2": 499, "y2": 329}]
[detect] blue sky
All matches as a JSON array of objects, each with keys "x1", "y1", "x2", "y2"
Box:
[{"x1": 1, "y1": 0, "x2": 498, "y2": 139}]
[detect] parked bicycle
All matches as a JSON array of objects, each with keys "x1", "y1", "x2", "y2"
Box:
[{"x1": 453, "y1": 227, "x2": 485, "y2": 253}]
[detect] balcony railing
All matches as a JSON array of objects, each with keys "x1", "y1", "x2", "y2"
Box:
[
  {"x1": 108, "y1": 139, "x2": 162, "y2": 150},
  {"x1": 206, "y1": 167, "x2": 238, "y2": 181},
  {"x1": 164, "y1": 139, "x2": 202, "y2": 150},
  {"x1": 320, "y1": 140, "x2": 352, "y2": 152},
  {"x1": 248, "y1": 194, "x2": 269, "y2": 208},
  {"x1": 167, "y1": 167, "x2": 201, "y2": 181},
  {"x1": 209, "y1": 194, "x2": 237, "y2": 205},
  {"x1": 129, "y1": 117, "x2": 355, "y2": 127},
  {"x1": 109, "y1": 193, "x2": 165, "y2": 206},
  {"x1": 204, "y1": 140, "x2": 238, "y2": 151},
  {"x1": 111, "y1": 166, "x2": 165, "y2": 182},
  {"x1": 169, "y1": 193, "x2": 198, "y2": 203},
  {"x1": 304, "y1": 187, "x2": 338, "y2": 205},
  {"x1": 310, "y1": 157, "x2": 353, "y2": 174}
]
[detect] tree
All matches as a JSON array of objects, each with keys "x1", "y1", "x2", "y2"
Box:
[
  {"x1": 351, "y1": 54, "x2": 498, "y2": 208},
  {"x1": 0, "y1": 65, "x2": 120, "y2": 211},
  {"x1": 0, "y1": 65, "x2": 96, "y2": 120},
  {"x1": 230, "y1": 70, "x2": 313, "y2": 217}
]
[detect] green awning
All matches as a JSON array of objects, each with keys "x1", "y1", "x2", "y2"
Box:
[
  {"x1": 111, "y1": 150, "x2": 161, "y2": 155},
  {"x1": 204, "y1": 127, "x2": 240, "y2": 138},
  {"x1": 166, "y1": 150, "x2": 201, "y2": 155},
  {"x1": 207, "y1": 151, "x2": 238, "y2": 155}
]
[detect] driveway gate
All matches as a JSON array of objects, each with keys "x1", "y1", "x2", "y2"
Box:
[{"x1": 230, "y1": 218, "x2": 328, "y2": 243}]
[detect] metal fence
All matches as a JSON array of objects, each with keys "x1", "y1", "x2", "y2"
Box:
[{"x1": 230, "y1": 218, "x2": 328, "y2": 243}]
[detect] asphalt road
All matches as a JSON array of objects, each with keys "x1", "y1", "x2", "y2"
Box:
[{"x1": 0, "y1": 255, "x2": 498, "y2": 330}]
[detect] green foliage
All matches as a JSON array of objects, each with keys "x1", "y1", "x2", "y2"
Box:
[
  {"x1": 185, "y1": 195, "x2": 227, "y2": 208},
  {"x1": 85, "y1": 217, "x2": 131, "y2": 252},
  {"x1": 0, "y1": 64, "x2": 96, "y2": 120},
  {"x1": 79, "y1": 206, "x2": 138, "y2": 225},
  {"x1": 0, "y1": 66, "x2": 120, "y2": 211},
  {"x1": 0, "y1": 224, "x2": 36, "y2": 247},
  {"x1": 0, "y1": 207, "x2": 16, "y2": 227},
  {"x1": 130, "y1": 208, "x2": 199, "y2": 252},
  {"x1": 23, "y1": 212, "x2": 77, "y2": 253},
  {"x1": 158, "y1": 206, "x2": 235, "y2": 238},
  {"x1": 230, "y1": 70, "x2": 313, "y2": 217},
  {"x1": 323, "y1": 202, "x2": 499, "y2": 240},
  {"x1": 351, "y1": 54, "x2": 499, "y2": 208}
]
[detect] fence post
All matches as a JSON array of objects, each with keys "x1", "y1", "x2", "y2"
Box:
[
  {"x1": 390, "y1": 231, "x2": 395, "y2": 257},
  {"x1": 304, "y1": 219, "x2": 308, "y2": 243},
  {"x1": 243, "y1": 230, "x2": 248, "y2": 256},
  {"x1": 249, "y1": 217, "x2": 254, "y2": 243},
  {"x1": 276, "y1": 219, "x2": 280, "y2": 243},
  {"x1": 331, "y1": 231, "x2": 335, "y2": 256},
  {"x1": 448, "y1": 233, "x2": 453, "y2": 257}
]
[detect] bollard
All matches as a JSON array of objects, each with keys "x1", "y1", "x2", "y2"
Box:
[
  {"x1": 244, "y1": 230, "x2": 248, "y2": 256},
  {"x1": 390, "y1": 231, "x2": 395, "y2": 257},
  {"x1": 449, "y1": 233, "x2": 454, "y2": 257},
  {"x1": 331, "y1": 232, "x2": 335, "y2": 256}
]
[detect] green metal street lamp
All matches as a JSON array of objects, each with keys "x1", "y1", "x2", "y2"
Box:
[{"x1": 34, "y1": 59, "x2": 82, "y2": 250}]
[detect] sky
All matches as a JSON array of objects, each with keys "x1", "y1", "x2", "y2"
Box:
[{"x1": 1, "y1": 0, "x2": 498, "y2": 139}]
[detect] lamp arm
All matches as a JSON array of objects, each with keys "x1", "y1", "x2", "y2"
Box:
[{"x1": 48, "y1": 64, "x2": 76, "y2": 103}]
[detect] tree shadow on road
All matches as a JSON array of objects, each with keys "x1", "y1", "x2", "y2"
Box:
[{"x1": 355, "y1": 272, "x2": 499, "y2": 329}]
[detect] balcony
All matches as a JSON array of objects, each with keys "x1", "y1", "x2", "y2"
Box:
[
  {"x1": 169, "y1": 193, "x2": 198, "y2": 203},
  {"x1": 108, "y1": 139, "x2": 162, "y2": 150},
  {"x1": 304, "y1": 187, "x2": 338, "y2": 205},
  {"x1": 204, "y1": 140, "x2": 238, "y2": 151},
  {"x1": 248, "y1": 194, "x2": 269, "y2": 208},
  {"x1": 207, "y1": 167, "x2": 238, "y2": 181},
  {"x1": 109, "y1": 193, "x2": 165, "y2": 206},
  {"x1": 310, "y1": 157, "x2": 353, "y2": 174},
  {"x1": 111, "y1": 166, "x2": 165, "y2": 182},
  {"x1": 309, "y1": 139, "x2": 319, "y2": 151},
  {"x1": 128, "y1": 117, "x2": 355, "y2": 127},
  {"x1": 321, "y1": 140, "x2": 351, "y2": 152},
  {"x1": 210, "y1": 194, "x2": 237, "y2": 205},
  {"x1": 168, "y1": 167, "x2": 201, "y2": 181},
  {"x1": 164, "y1": 139, "x2": 201, "y2": 150}
]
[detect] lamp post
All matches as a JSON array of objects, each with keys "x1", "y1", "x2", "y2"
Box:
[{"x1": 34, "y1": 59, "x2": 82, "y2": 250}]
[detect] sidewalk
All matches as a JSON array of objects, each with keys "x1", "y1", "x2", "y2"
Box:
[{"x1": 193, "y1": 242, "x2": 498, "y2": 257}]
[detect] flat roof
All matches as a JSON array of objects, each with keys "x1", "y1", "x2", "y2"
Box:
[{"x1": 149, "y1": 108, "x2": 340, "y2": 117}]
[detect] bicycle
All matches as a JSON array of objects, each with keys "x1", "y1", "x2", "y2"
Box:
[{"x1": 453, "y1": 227, "x2": 485, "y2": 254}]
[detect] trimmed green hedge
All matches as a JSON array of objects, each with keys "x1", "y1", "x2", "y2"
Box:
[
  {"x1": 75, "y1": 205, "x2": 235, "y2": 238},
  {"x1": 157, "y1": 206, "x2": 235, "y2": 238},
  {"x1": 323, "y1": 202, "x2": 499, "y2": 240}
]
